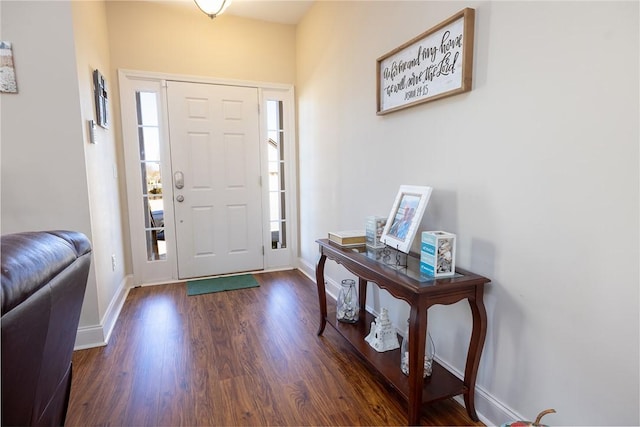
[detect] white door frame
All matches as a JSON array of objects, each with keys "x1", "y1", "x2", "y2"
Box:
[{"x1": 119, "y1": 69, "x2": 298, "y2": 285}]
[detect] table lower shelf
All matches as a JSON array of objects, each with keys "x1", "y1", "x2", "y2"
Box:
[{"x1": 326, "y1": 310, "x2": 467, "y2": 405}]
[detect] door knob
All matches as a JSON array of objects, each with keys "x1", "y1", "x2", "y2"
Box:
[{"x1": 176, "y1": 195, "x2": 184, "y2": 202}]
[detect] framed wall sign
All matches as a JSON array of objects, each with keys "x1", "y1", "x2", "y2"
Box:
[
  {"x1": 376, "y1": 8, "x2": 475, "y2": 115},
  {"x1": 380, "y1": 185, "x2": 432, "y2": 253}
]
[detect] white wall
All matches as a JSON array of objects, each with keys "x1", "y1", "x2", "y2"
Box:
[
  {"x1": 0, "y1": 1, "x2": 101, "y2": 328},
  {"x1": 0, "y1": 1, "x2": 89, "y2": 234},
  {"x1": 0, "y1": 0, "x2": 129, "y2": 347},
  {"x1": 296, "y1": 1, "x2": 639, "y2": 425},
  {"x1": 71, "y1": 1, "x2": 130, "y2": 344}
]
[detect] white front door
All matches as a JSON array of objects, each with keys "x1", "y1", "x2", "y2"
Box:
[{"x1": 167, "y1": 81, "x2": 263, "y2": 279}]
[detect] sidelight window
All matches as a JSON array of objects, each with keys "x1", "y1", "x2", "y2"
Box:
[
  {"x1": 266, "y1": 100, "x2": 287, "y2": 249},
  {"x1": 136, "y1": 91, "x2": 166, "y2": 261}
]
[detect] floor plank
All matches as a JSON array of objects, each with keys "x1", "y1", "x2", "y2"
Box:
[{"x1": 66, "y1": 270, "x2": 484, "y2": 426}]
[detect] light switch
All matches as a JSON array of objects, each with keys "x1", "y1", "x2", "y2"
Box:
[{"x1": 88, "y1": 120, "x2": 97, "y2": 144}]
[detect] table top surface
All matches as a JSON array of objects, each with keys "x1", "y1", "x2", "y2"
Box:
[{"x1": 317, "y1": 238, "x2": 490, "y2": 292}]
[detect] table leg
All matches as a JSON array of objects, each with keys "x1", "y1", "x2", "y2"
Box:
[
  {"x1": 463, "y1": 285, "x2": 487, "y2": 421},
  {"x1": 407, "y1": 304, "x2": 426, "y2": 426},
  {"x1": 358, "y1": 278, "x2": 367, "y2": 319},
  {"x1": 315, "y1": 253, "x2": 328, "y2": 336}
]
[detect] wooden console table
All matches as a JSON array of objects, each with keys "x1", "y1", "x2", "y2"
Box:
[{"x1": 315, "y1": 239, "x2": 490, "y2": 425}]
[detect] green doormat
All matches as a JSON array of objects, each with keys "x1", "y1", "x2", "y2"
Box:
[{"x1": 186, "y1": 274, "x2": 259, "y2": 296}]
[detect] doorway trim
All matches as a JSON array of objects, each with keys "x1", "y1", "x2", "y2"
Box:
[{"x1": 118, "y1": 69, "x2": 298, "y2": 286}]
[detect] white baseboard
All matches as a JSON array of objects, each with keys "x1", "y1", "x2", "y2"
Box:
[
  {"x1": 74, "y1": 274, "x2": 133, "y2": 350},
  {"x1": 73, "y1": 324, "x2": 108, "y2": 350},
  {"x1": 439, "y1": 358, "x2": 521, "y2": 426},
  {"x1": 297, "y1": 257, "x2": 315, "y2": 281},
  {"x1": 298, "y1": 256, "x2": 519, "y2": 427}
]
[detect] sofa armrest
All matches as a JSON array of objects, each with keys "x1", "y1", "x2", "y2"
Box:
[{"x1": 1, "y1": 230, "x2": 92, "y2": 426}]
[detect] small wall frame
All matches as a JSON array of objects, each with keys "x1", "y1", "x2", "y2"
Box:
[
  {"x1": 93, "y1": 69, "x2": 108, "y2": 128},
  {"x1": 376, "y1": 8, "x2": 475, "y2": 115}
]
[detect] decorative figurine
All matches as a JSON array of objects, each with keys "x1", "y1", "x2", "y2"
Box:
[{"x1": 364, "y1": 308, "x2": 400, "y2": 352}]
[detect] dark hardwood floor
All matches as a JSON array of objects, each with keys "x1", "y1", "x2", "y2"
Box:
[{"x1": 66, "y1": 270, "x2": 483, "y2": 426}]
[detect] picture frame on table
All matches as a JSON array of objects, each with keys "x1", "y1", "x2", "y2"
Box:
[{"x1": 380, "y1": 185, "x2": 432, "y2": 253}]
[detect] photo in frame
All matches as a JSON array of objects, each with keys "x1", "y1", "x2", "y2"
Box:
[{"x1": 380, "y1": 185, "x2": 433, "y2": 253}]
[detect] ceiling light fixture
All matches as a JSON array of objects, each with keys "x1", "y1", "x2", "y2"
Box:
[{"x1": 194, "y1": 0, "x2": 232, "y2": 19}]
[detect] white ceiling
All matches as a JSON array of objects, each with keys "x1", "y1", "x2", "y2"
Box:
[{"x1": 224, "y1": 0, "x2": 314, "y2": 24}]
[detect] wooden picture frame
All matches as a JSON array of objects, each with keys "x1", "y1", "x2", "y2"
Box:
[
  {"x1": 380, "y1": 185, "x2": 433, "y2": 253},
  {"x1": 376, "y1": 8, "x2": 475, "y2": 115}
]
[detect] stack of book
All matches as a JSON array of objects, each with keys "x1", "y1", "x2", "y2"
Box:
[{"x1": 328, "y1": 230, "x2": 366, "y2": 247}]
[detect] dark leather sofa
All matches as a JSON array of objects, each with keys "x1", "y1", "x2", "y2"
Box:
[{"x1": 1, "y1": 230, "x2": 92, "y2": 426}]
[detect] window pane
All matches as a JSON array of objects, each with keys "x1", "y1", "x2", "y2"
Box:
[
  {"x1": 141, "y1": 162, "x2": 161, "y2": 195},
  {"x1": 268, "y1": 129, "x2": 279, "y2": 141},
  {"x1": 270, "y1": 165, "x2": 278, "y2": 177},
  {"x1": 143, "y1": 194, "x2": 164, "y2": 228},
  {"x1": 138, "y1": 92, "x2": 159, "y2": 126},
  {"x1": 271, "y1": 221, "x2": 280, "y2": 249},
  {"x1": 145, "y1": 230, "x2": 166, "y2": 261},
  {"x1": 140, "y1": 164, "x2": 149, "y2": 195},
  {"x1": 143, "y1": 196, "x2": 151, "y2": 228},
  {"x1": 279, "y1": 191, "x2": 286, "y2": 220},
  {"x1": 269, "y1": 192, "x2": 280, "y2": 222},
  {"x1": 139, "y1": 127, "x2": 161, "y2": 161},
  {"x1": 277, "y1": 131, "x2": 284, "y2": 159},
  {"x1": 267, "y1": 131, "x2": 278, "y2": 162},
  {"x1": 267, "y1": 102, "x2": 278, "y2": 130},
  {"x1": 279, "y1": 162, "x2": 286, "y2": 191},
  {"x1": 268, "y1": 144, "x2": 278, "y2": 162},
  {"x1": 280, "y1": 221, "x2": 287, "y2": 249},
  {"x1": 148, "y1": 197, "x2": 164, "y2": 228},
  {"x1": 270, "y1": 222, "x2": 287, "y2": 249}
]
